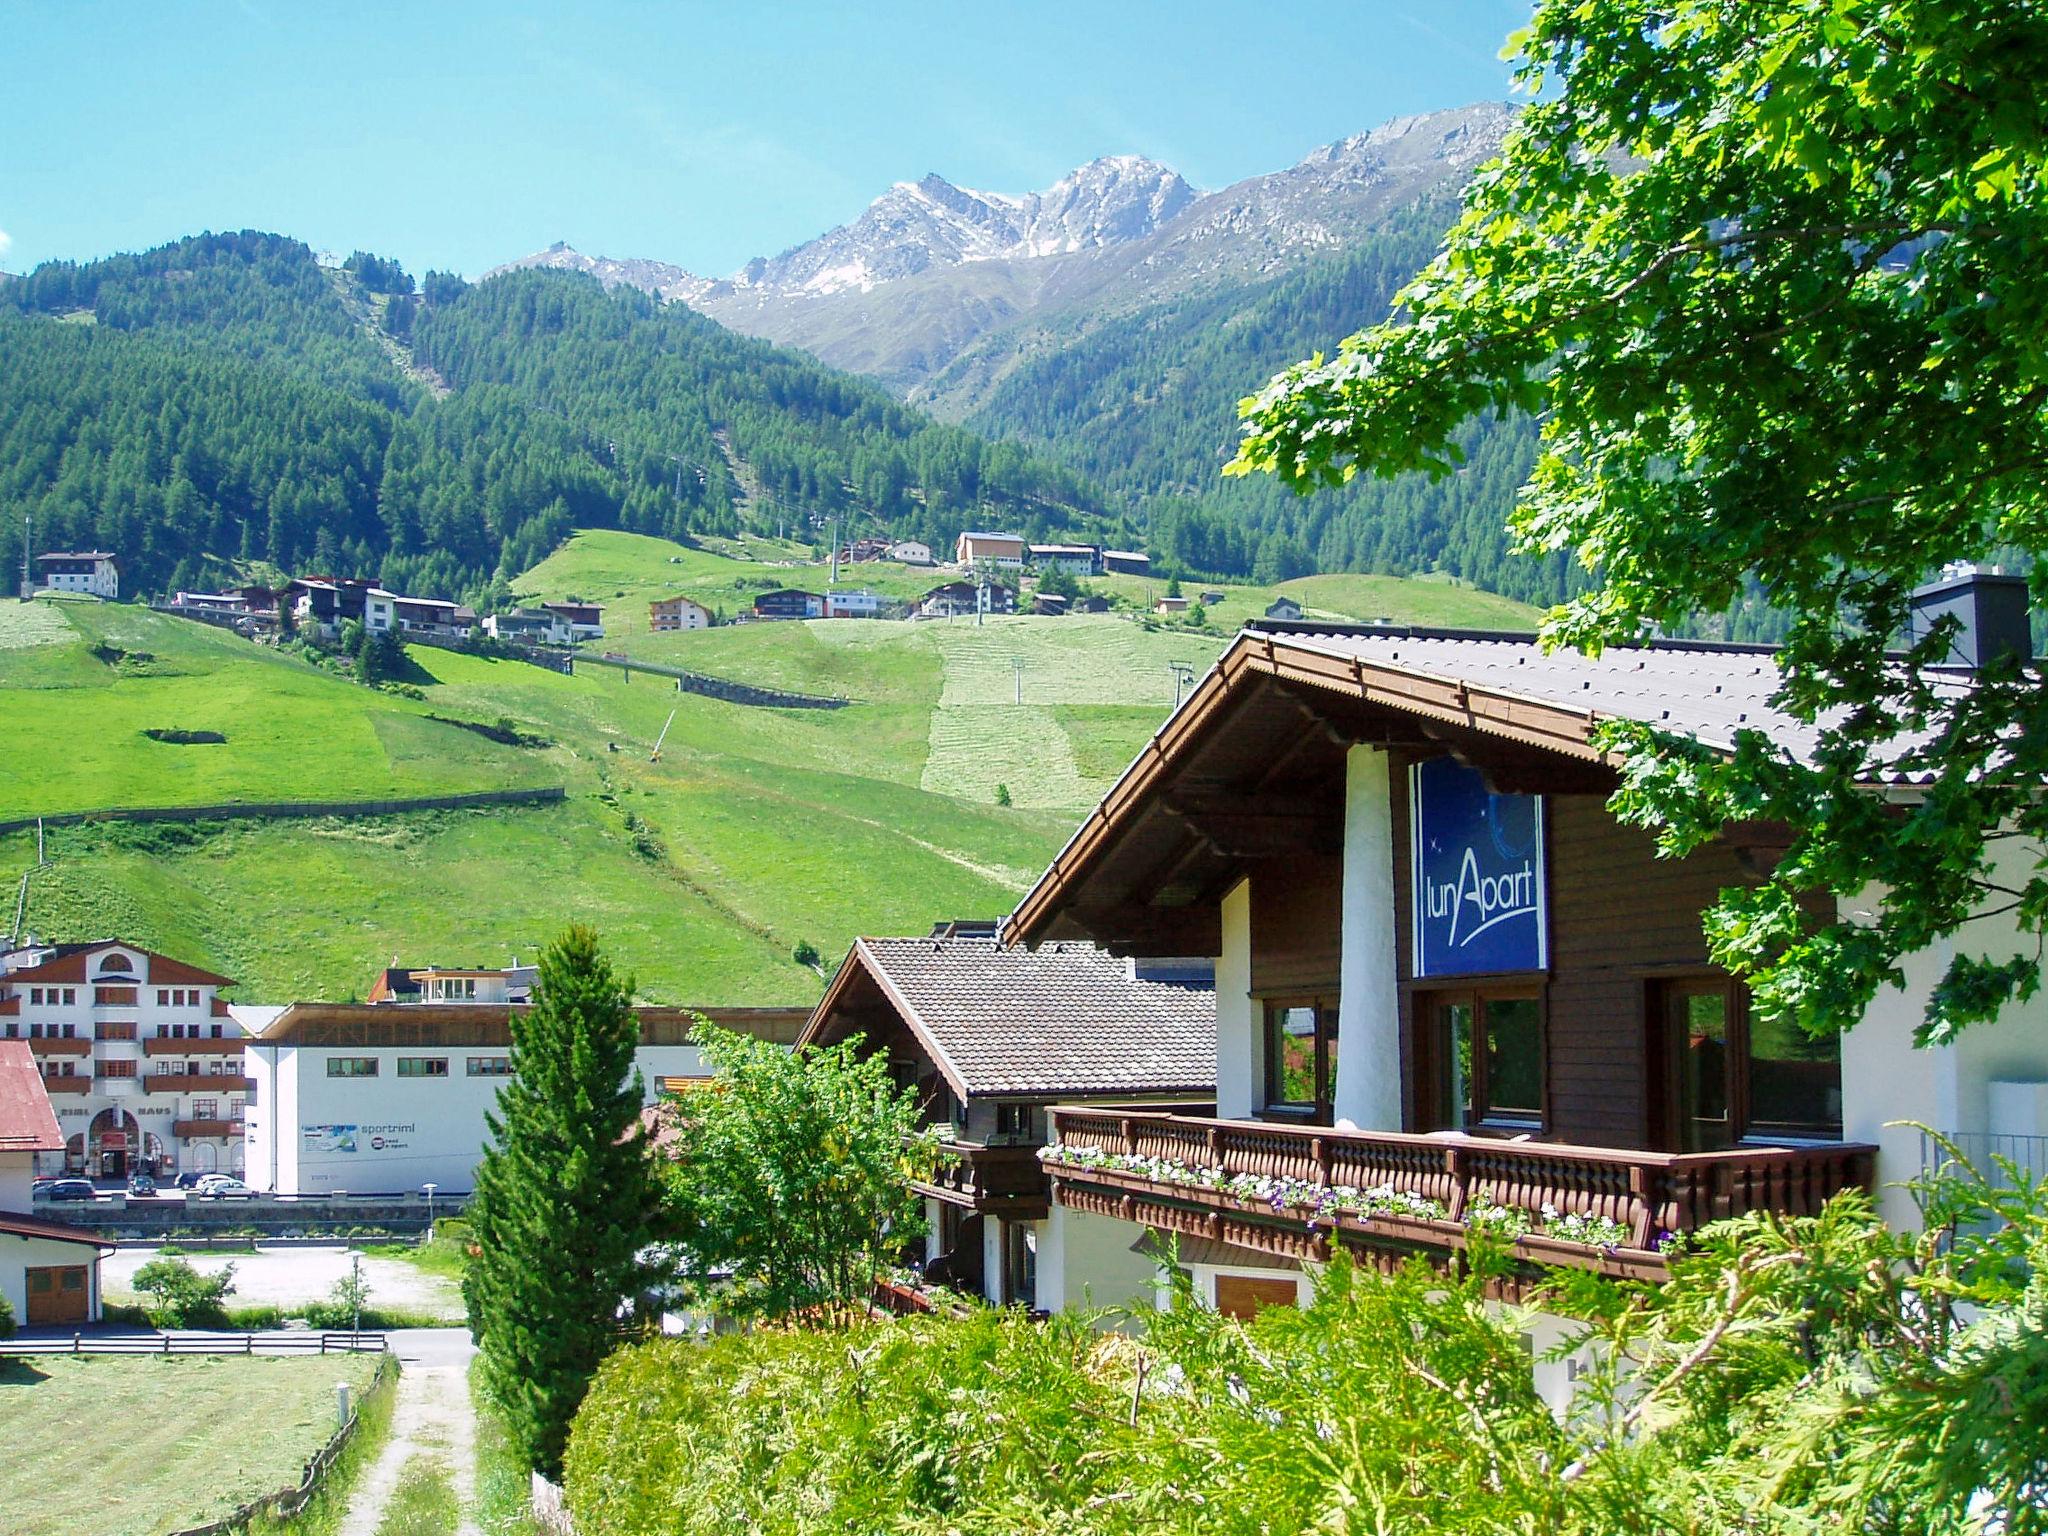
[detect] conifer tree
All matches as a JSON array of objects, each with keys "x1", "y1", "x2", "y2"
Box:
[{"x1": 464, "y1": 925, "x2": 663, "y2": 1480}]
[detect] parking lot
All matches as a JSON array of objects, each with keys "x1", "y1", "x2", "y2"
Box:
[{"x1": 102, "y1": 1242, "x2": 463, "y2": 1316}]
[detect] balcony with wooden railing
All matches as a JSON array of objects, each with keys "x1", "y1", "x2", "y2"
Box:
[
  {"x1": 174, "y1": 1118, "x2": 245, "y2": 1139},
  {"x1": 911, "y1": 1137, "x2": 1054, "y2": 1218},
  {"x1": 143, "y1": 1071, "x2": 253, "y2": 1095},
  {"x1": 143, "y1": 1036, "x2": 249, "y2": 1056},
  {"x1": 1044, "y1": 1106, "x2": 1875, "y2": 1284},
  {"x1": 39, "y1": 1073, "x2": 91, "y2": 1095},
  {"x1": 25, "y1": 1036, "x2": 90, "y2": 1058}
]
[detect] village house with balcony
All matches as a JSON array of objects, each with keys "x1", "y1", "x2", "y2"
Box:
[
  {"x1": 800, "y1": 928, "x2": 1214, "y2": 1309},
  {"x1": 1004, "y1": 574, "x2": 2047, "y2": 1375},
  {"x1": 0, "y1": 940, "x2": 249, "y2": 1179}
]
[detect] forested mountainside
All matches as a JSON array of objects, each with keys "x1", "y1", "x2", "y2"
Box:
[
  {"x1": 944, "y1": 195, "x2": 1579, "y2": 608},
  {"x1": 0, "y1": 233, "x2": 1118, "y2": 599}
]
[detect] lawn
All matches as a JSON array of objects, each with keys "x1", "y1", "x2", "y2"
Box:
[
  {"x1": 0, "y1": 601, "x2": 556, "y2": 818},
  {"x1": 0, "y1": 1351, "x2": 382, "y2": 1536}
]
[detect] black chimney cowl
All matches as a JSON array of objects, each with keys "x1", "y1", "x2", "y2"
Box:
[{"x1": 1906, "y1": 565, "x2": 2034, "y2": 670}]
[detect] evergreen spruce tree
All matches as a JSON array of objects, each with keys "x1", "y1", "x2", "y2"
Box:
[{"x1": 464, "y1": 925, "x2": 663, "y2": 1480}]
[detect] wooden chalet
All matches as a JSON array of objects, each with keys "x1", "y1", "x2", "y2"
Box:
[{"x1": 801, "y1": 931, "x2": 1213, "y2": 1306}]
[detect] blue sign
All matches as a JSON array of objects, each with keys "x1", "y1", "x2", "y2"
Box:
[{"x1": 1411, "y1": 758, "x2": 1547, "y2": 978}]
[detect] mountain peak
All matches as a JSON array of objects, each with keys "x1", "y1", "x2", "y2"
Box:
[{"x1": 485, "y1": 244, "x2": 712, "y2": 305}]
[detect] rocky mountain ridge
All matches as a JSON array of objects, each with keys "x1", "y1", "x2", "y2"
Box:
[{"x1": 487, "y1": 102, "x2": 1514, "y2": 394}]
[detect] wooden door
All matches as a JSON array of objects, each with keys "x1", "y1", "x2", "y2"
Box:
[
  {"x1": 1213, "y1": 1274, "x2": 1297, "y2": 1319},
  {"x1": 26, "y1": 1265, "x2": 88, "y2": 1325}
]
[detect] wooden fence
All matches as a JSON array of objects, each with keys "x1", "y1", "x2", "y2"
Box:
[
  {"x1": 0, "y1": 1330, "x2": 387, "y2": 1357},
  {"x1": 0, "y1": 786, "x2": 565, "y2": 837},
  {"x1": 165, "y1": 1347, "x2": 398, "y2": 1535},
  {"x1": 579, "y1": 651, "x2": 850, "y2": 709}
]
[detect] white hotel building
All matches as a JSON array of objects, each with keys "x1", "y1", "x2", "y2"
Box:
[
  {"x1": 0, "y1": 941, "x2": 250, "y2": 1178},
  {"x1": 241, "y1": 998, "x2": 807, "y2": 1195}
]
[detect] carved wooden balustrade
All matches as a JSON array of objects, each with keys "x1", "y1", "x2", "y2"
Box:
[{"x1": 1046, "y1": 1106, "x2": 1875, "y2": 1280}]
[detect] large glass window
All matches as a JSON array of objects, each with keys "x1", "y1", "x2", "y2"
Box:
[
  {"x1": 1262, "y1": 996, "x2": 1339, "y2": 1119},
  {"x1": 327, "y1": 1057, "x2": 379, "y2": 1078},
  {"x1": 1419, "y1": 989, "x2": 1543, "y2": 1131},
  {"x1": 1663, "y1": 979, "x2": 1840, "y2": 1147}
]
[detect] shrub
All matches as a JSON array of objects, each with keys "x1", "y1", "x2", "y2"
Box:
[
  {"x1": 792, "y1": 939, "x2": 821, "y2": 969},
  {"x1": 131, "y1": 1256, "x2": 236, "y2": 1328},
  {"x1": 0, "y1": 1291, "x2": 14, "y2": 1340}
]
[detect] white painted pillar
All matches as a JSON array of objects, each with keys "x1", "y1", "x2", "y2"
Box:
[
  {"x1": 982, "y1": 1217, "x2": 1005, "y2": 1305},
  {"x1": 1335, "y1": 745, "x2": 1402, "y2": 1131},
  {"x1": 1215, "y1": 879, "x2": 1256, "y2": 1119}
]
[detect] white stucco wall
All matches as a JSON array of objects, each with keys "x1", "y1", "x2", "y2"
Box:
[
  {"x1": 1335, "y1": 745, "x2": 1402, "y2": 1130},
  {"x1": 1840, "y1": 836, "x2": 2048, "y2": 1227},
  {"x1": 1038, "y1": 1204, "x2": 1161, "y2": 1323},
  {"x1": 247, "y1": 1040, "x2": 713, "y2": 1195},
  {"x1": 1215, "y1": 879, "x2": 1256, "y2": 1120},
  {"x1": 0, "y1": 1149, "x2": 32, "y2": 1210},
  {"x1": 0, "y1": 1231, "x2": 102, "y2": 1325}
]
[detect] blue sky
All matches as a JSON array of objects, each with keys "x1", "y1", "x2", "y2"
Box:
[{"x1": 3, "y1": 1, "x2": 1531, "y2": 279}]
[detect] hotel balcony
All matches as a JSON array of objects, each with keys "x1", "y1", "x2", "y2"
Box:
[
  {"x1": 142, "y1": 1036, "x2": 249, "y2": 1056},
  {"x1": 1044, "y1": 1106, "x2": 1874, "y2": 1285},
  {"x1": 173, "y1": 1118, "x2": 245, "y2": 1139},
  {"x1": 26, "y1": 1036, "x2": 91, "y2": 1057},
  {"x1": 143, "y1": 1072, "x2": 254, "y2": 1095},
  {"x1": 40, "y1": 1074, "x2": 92, "y2": 1095},
  {"x1": 913, "y1": 1137, "x2": 1052, "y2": 1219}
]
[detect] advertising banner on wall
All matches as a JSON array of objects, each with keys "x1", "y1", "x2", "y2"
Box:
[{"x1": 1410, "y1": 757, "x2": 1547, "y2": 978}]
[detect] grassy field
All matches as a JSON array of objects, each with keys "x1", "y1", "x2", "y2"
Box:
[
  {"x1": 0, "y1": 1351, "x2": 381, "y2": 1536},
  {"x1": 0, "y1": 535, "x2": 1543, "y2": 1004},
  {"x1": 0, "y1": 600, "x2": 554, "y2": 818}
]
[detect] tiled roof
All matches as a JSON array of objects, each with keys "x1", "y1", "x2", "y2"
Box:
[
  {"x1": 0, "y1": 1210, "x2": 111, "y2": 1248},
  {"x1": 1254, "y1": 623, "x2": 1959, "y2": 783},
  {"x1": 1, "y1": 941, "x2": 233, "y2": 988},
  {"x1": 0, "y1": 1042, "x2": 63, "y2": 1152},
  {"x1": 809, "y1": 937, "x2": 1214, "y2": 1099}
]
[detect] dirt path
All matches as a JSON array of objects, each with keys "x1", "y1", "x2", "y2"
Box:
[{"x1": 340, "y1": 1329, "x2": 481, "y2": 1536}]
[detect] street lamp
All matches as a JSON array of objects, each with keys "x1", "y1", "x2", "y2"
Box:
[{"x1": 421, "y1": 1182, "x2": 438, "y2": 1240}]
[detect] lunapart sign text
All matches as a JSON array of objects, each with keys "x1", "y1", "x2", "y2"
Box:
[{"x1": 1423, "y1": 846, "x2": 1539, "y2": 949}]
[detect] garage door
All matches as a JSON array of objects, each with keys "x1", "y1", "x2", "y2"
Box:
[
  {"x1": 26, "y1": 1265, "x2": 89, "y2": 1326},
  {"x1": 1213, "y1": 1274, "x2": 1298, "y2": 1319}
]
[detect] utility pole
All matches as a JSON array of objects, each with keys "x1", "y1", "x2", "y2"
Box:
[
  {"x1": 828, "y1": 514, "x2": 841, "y2": 587},
  {"x1": 1168, "y1": 663, "x2": 1194, "y2": 710},
  {"x1": 1012, "y1": 656, "x2": 1022, "y2": 705},
  {"x1": 20, "y1": 510, "x2": 30, "y2": 602}
]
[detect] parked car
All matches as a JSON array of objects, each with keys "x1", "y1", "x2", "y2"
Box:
[
  {"x1": 198, "y1": 1177, "x2": 254, "y2": 1199},
  {"x1": 126, "y1": 1173, "x2": 158, "y2": 1197},
  {"x1": 42, "y1": 1178, "x2": 96, "y2": 1202},
  {"x1": 174, "y1": 1171, "x2": 212, "y2": 1190},
  {"x1": 30, "y1": 1175, "x2": 61, "y2": 1194}
]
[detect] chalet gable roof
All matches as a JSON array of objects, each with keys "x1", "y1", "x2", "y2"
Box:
[
  {"x1": 802, "y1": 936, "x2": 1214, "y2": 1100},
  {"x1": 0, "y1": 1042, "x2": 63, "y2": 1152}
]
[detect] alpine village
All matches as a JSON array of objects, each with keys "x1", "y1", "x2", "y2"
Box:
[{"x1": 0, "y1": 6, "x2": 2042, "y2": 1534}]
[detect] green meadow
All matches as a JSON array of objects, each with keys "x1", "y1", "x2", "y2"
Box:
[{"x1": 0, "y1": 533, "x2": 1543, "y2": 1005}]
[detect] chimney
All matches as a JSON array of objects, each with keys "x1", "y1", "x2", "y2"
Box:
[{"x1": 1907, "y1": 562, "x2": 2034, "y2": 670}]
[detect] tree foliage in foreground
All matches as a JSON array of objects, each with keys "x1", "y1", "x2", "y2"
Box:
[
  {"x1": 659, "y1": 1023, "x2": 934, "y2": 1324},
  {"x1": 1232, "y1": 0, "x2": 2048, "y2": 1045},
  {"x1": 568, "y1": 1154, "x2": 2046, "y2": 1534},
  {"x1": 464, "y1": 925, "x2": 665, "y2": 1481}
]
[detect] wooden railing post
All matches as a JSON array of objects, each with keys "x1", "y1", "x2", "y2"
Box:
[
  {"x1": 1627, "y1": 1163, "x2": 1656, "y2": 1250},
  {"x1": 1444, "y1": 1146, "x2": 1468, "y2": 1221}
]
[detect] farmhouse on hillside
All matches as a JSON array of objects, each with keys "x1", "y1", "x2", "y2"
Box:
[
  {"x1": 650, "y1": 595, "x2": 713, "y2": 632},
  {"x1": 752, "y1": 589, "x2": 825, "y2": 621},
  {"x1": 918, "y1": 581, "x2": 1016, "y2": 619},
  {"x1": 801, "y1": 930, "x2": 1214, "y2": 1308},
  {"x1": 34, "y1": 551, "x2": 120, "y2": 600},
  {"x1": 1029, "y1": 543, "x2": 1102, "y2": 577},
  {"x1": 1265, "y1": 597, "x2": 1304, "y2": 621},
  {"x1": 1100, "y1": 550, "x2": 1152, "y2": 577},
  {"x1": 542, "y1": 601, "x2": 605, "y2": 641},
  {"x1": 955, "y1": 532, "x2": 1026, "y2": 569},
  {"x1": 0, "y1": 1042, "x2": 108, "y2": 1326}
]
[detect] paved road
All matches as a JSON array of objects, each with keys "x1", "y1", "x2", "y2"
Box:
[{"x1": 341, "y1": 1327, "x2": 482, "y2": 1536}]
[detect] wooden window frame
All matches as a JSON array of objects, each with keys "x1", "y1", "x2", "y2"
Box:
[
  {"x1": 1650, "y1": 974, "x2": 1842, "y2": 1148},
  {"x1": 1258, "y1": 992, "x2": 1340, "y2": 1123},
  {"x1": 1409, "y1": 983, "x2": 1546, "y2": 1133}
]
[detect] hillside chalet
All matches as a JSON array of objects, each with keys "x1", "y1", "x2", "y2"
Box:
[
  {"x1": 650, "y1": 596, "x2": 713, "y2": 632},
  {"x1": 1030, "y1": 544, "x2": 1102, "y2": 576},
  {"x1": 955, "y1": 532, "x2": 1026, "y2": 568},
  {"x1": 542, "y1": 601, "x2": 605, "y2": 641},
  {"x1": 1101, "y1": 550, "x2": 1152, "y2": 577},
  {"x1": 35, "y1": 552, "x2": 120, "y2": 600},
  {"x1": 918, "y1": 581, "x2": 1015, "y2": 619},
  {"x1": 752, "y1": 589, "x2": 824, "y2": 621},
  {"x1": 801, "y1": 932, "x2": 1214, "y2": 1307},
  {"x1": 1007, "y1": 579, "x2": 2046, "y2": 1368}
]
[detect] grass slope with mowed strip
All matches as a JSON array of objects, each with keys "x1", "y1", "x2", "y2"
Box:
[
  {"x1": 0, "y1": 1352, "x2": 381, "y2": 1536},
  {"x1": 0, "y1": 537, "x2": 1543, "y2": 1002}
]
